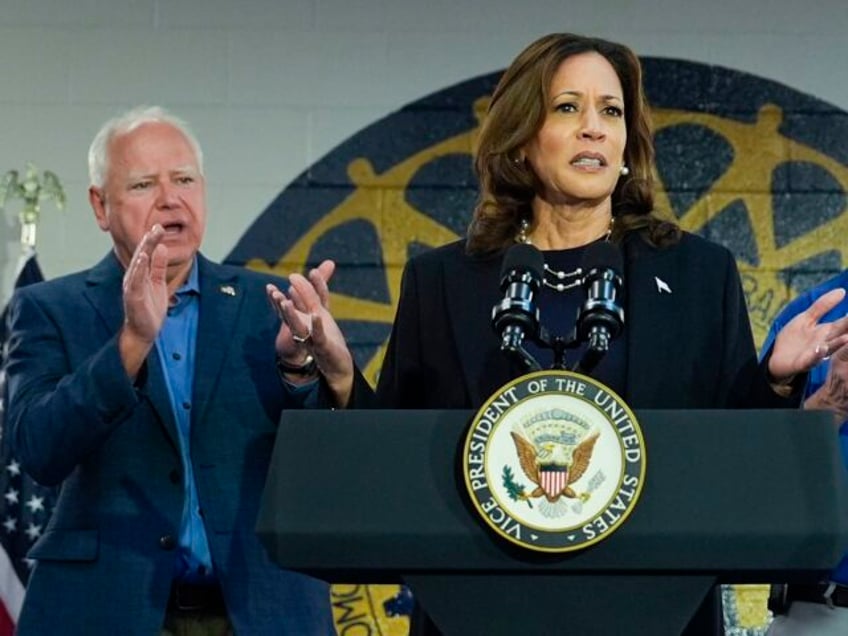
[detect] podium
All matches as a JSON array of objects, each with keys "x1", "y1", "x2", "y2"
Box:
[{"x1": 257, "y1": 409, "x2": 848, "y2": 635}]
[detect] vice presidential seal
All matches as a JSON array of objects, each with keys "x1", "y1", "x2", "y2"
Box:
[{"x1": 463, "y1": 370, "x2": 646, "y2": 552}]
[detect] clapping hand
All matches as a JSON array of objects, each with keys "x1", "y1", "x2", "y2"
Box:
[
  {"x1": 119, "y1": 224, "x2": 169, "y2": 378},
  {"x1": 266, "y1": 260, "x2": 354, "y2": 406}
]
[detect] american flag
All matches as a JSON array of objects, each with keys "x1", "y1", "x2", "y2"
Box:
[{"x1": 0, "y1": 251, "x2": 57, "y2": 634}]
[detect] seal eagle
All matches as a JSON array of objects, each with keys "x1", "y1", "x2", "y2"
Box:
[{"x1": 510, "y1": 430, "x2": 600, "y2": 502}]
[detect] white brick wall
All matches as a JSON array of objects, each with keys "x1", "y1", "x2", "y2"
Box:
[{"x1": 1, "y1": 0, "x2": 846, "y2": 302}]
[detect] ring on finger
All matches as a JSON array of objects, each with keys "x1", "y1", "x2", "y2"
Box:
[{"x1": 292, "y1": 329, "x2": 312, "y2": 344}]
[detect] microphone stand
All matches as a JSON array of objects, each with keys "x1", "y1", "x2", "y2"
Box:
[
  {"x1": 530, "y1": 327, "x2": 577, "y2": 371},
  {"x1": 500, "y1": 325, "x2": 543, "y2": 373},
  {"x1": 573, "y1": 343, "x2": 606, "y2": 375},
  {"x1": 527, "y1": 327, "x2": 608, "y2": 375},
  {"x1": 539, "y1": 326, "x2": 571, "y2": 371}
]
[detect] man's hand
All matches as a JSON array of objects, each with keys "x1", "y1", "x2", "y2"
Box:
[
  {"x1": 119, "y1": 224, "x2": 169, "y2": 379},
  {"x1": 805, "y1": 343, "x2": 848, "y2": 423},
  {"x1": 266, "y1": 260, "x2": 354, "y2": 406},
  {"x1": 768, "y1": 288, "x2": 848, "y2": 384}
]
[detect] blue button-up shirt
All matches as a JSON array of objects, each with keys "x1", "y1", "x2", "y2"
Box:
[
  {"x1": 762, "y1": 270, "x2": 848, "y2": 584},
  {"x1": 154, "y1": 260, "x2": 214, "y2": 582}
]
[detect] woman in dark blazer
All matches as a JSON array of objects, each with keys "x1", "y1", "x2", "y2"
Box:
[
  {"x1": 376, "y1": 32, "x2": 841, "y2": 416},
  {"x1": 363, "y1": 33, "x2": 848, "y2": 636},
  {"x1": 280, "y1": 32, "x2": 848, "y2": 636}
]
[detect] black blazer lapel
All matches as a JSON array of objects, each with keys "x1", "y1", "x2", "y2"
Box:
[
  {"x1": 192, "y1": 255, "x2": 244, "y2": 425},
  {"x1": 443, "y1": 250, "x2": 519, "y2": 406}
]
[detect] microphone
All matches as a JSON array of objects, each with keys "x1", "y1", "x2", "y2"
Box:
[
  {"x1": 491, "y1": 243, "x2": 544, "y2": 365},
  {"x1": 574, "y1": 241, "x2": 624, "y2": 374}
]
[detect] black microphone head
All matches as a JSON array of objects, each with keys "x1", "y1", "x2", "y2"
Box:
[
  {"x1": 500, "y1": 243, "x2": 545, "y2": 286},
  {"x1": 580, "y1": 240, "x2": 622, "y2": 277},
  {"x1": 492, "y1": 242, "x2": 544, "y2": 348},
  {"x1": 576, "y1": 239, "x2": 624, "y2": 352}
]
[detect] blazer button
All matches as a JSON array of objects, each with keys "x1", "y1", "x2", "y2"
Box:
[{"x1": 159, "y1": 534, "x2": 176, "y2": 550}]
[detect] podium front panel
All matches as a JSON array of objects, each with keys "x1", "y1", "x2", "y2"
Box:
[{"x1": 257, "y1": 409, "x2": 848, "y2": 582}]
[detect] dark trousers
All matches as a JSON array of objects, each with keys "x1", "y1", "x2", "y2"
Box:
[{"x1": 161, "y1": 581, "x2": 233, "y2": 636}]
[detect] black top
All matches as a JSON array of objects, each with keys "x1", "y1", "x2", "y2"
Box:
[{"x1": 525, "y1": 243, "x2": 627, "y2": 395}]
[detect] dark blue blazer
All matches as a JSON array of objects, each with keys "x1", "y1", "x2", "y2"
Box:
[{"x1": 4, "y1": 252, "x2": 335, "y2": 635}]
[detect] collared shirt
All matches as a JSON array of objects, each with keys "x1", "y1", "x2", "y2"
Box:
[
  {"x1": 761, "y1": 269, "x2": 848, "y2": 584},
  {"x1": 153, "y1": 259, "x2": 215, "y2": 583}
]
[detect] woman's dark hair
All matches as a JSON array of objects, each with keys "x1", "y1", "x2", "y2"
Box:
[{"x1": 467, "y1": 33, "x2": 679, "y2": 254}]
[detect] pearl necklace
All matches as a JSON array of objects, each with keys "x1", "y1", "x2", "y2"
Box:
[
  {"x1": 515, "y1": 216, "x2": 613, "y2": 293},
  {"x1": 541, "y1": 263, "x2": 582, "y2": 292}
]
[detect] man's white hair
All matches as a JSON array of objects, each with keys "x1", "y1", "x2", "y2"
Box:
[{"x1": 87, "y1": 105, "x2": 205, "y2": 188}]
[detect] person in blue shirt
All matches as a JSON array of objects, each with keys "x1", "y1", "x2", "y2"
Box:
[
  {"x1": 762, "y1": 274, "x2": 848, "y2": 635},
  {"x1": 3, "y1": 105, "x2": 351, "y2": 635}
]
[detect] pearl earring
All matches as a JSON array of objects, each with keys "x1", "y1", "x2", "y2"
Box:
[{"x1": 620, "y1": 165, "x2": 630, "y2": 176}]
